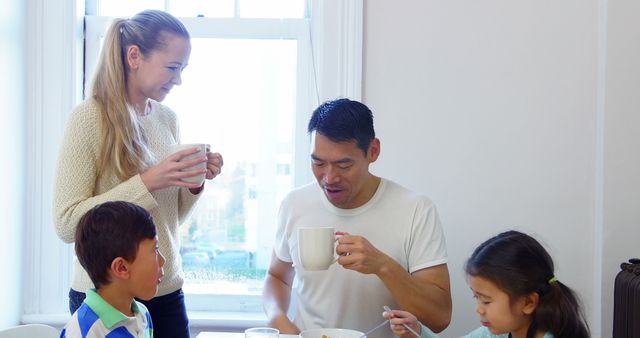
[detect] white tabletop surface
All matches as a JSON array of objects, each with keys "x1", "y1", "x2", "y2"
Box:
[{"x1": 197, "y1": 332, "x2": 298, "y2": 338}]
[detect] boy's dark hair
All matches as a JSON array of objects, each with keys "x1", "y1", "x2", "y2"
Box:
[
  {"x1": 307, "y1": 98, "x2": 375, "y2": 155},
  {"x1": 465, "y1": 230, "x2": 590, "y2": 338},
  {"x1": 75, "y1": 201, "x2": 157, "y2": 289}
]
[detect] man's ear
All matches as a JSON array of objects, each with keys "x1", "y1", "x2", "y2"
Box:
[
  {"x1": 368, "y1": 138, "x2": 381, "y2": 163},
  {"x1": 126, "y1": 45, "x2": 142, "y2": 70},
  {"x1": 110, "y1": 257, "x2": 131, "y2": 280},
  {"x1": 521, "y1": 292, "x2": 540, "y2": 315}
]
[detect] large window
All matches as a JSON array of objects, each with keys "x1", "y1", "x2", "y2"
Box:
[
  {"x1": 23, "y1": 0, "x2": 361, "y2": 325},
  {"x1": 85, "y1": 0, "x2": 313, "y2": 313},
  {"x1": 167, "y1": 37, "x2": 300, "y2": 310}
]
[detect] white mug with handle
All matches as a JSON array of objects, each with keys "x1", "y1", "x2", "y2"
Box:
[
  {"x1": 298, "y1": 226, "x2": 341, "y2": 271},
  {"x1": 168, "y1": 143, "x2": 207, "y2": 186}
]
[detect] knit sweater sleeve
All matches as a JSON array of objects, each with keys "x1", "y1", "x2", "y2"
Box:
[
  {"x1": 178, "y1": 186, "x2": 202, "y2": 225},
  {"x1": 53, "y1": 102, "x2": 158, "y2": 243}
]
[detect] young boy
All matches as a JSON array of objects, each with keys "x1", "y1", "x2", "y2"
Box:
[{"x1": 61, "y1": 201, "x2": 165, "y2": 338}]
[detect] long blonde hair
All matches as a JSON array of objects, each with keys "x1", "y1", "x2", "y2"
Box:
[{"x1": 90, "y1": 10, "x2": 189, "y2": 180}]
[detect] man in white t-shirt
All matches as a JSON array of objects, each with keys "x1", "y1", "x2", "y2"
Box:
[{"x1": 262, "y1": 99, "x2": 452, "y2": 338}]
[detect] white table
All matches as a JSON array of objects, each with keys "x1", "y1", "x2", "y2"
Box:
[{"x1": 197, "y1": 332, "x2": 298, "y2": 338}]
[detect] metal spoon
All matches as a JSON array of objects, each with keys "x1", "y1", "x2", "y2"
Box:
[
  {"x1": 383, "y1": 305, "x2": 421, "y2": 338},
  {"x1": 356, "y1": 319, "x2": 390, "y2": 338}
]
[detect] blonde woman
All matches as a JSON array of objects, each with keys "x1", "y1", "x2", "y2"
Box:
[{"x1": 53, "y1": 10, "x2": 223, "y2": 338}]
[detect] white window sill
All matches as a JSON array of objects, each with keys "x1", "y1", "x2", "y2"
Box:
[
  {"x1": 22, "y1": 314, "x2": 70, "y2": 328},
  {"x1": 189, "y1": 311, "x2": 268, "y2": 330}
]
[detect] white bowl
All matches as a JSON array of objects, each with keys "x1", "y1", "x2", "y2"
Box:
[{"x1": 299, "y1": 328, "x2": 365, "y2": 338}]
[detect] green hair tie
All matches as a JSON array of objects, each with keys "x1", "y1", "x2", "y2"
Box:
[{"x1": 548, "y1": 276, "x2": 558, "y2": 284}]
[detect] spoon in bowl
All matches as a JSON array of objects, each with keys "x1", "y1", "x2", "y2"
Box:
[{"x1": 356, "y1": 319, "x2": 389, "y2": 338}]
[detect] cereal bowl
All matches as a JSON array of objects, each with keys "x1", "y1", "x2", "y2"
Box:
[{"x1": 299, "y1": 328, "x2": 365, "y2": 338}]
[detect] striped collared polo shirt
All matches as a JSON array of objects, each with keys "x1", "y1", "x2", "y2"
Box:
[{"x1": 61, "y1": 289, "x2": 153, "y2": 338}]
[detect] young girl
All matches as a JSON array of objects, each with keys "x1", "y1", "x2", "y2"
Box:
[
  {"x1": 384, "y1": 231, "x2": 589, "y2": 338},
  {"x1": 53, "y1": 9, "x2": 223, "y2": 338}
]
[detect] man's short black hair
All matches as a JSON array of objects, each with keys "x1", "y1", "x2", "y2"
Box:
[{"x1": 307, "y1": 98, "x2": 375, "y2": 155}]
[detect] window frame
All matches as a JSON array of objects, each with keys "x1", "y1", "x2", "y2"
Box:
[
  {"x1": 84, "y1": 15, "x2": 311, "y2": 315},
  {"x1": 23, "y1": 0, "x2": 362, "y2": 328}
]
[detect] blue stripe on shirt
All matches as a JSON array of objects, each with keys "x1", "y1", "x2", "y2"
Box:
[
  {"x1": 105, "y1": 326, "x2": 134, "y2": 338},
  {"x1": 77, "y1": 303, "x2": 100, "y2": 337}
]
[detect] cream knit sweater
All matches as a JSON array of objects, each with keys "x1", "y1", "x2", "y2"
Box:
[{"x1": 53, "y1": 98, "x2": 201, "y2": 296}]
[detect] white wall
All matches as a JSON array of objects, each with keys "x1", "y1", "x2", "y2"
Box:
[
  {"x1": 0, "y1": 0, "x2": 25, "y2": 330},
  {"x1": 601, "y1": 1, "x2": 640, "y2": 336},
  {"x1": 361, "y1": 1, "x2": 634, "y2": 337}
]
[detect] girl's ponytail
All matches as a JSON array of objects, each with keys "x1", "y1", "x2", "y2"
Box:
[
  {"x1": 535, "y1": 280, "x2": 589, "y2": 338},
  {"x1": 89, "y1": 10, "x2": 189, "y2": 180},
  {"x1": 91, "y1": 18, "x2": 148, "y2": 180}
]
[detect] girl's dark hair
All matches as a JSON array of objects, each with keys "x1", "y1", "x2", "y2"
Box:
[
  {"x1": 75, "y1": 201, "x2": 157, "y2": 289},
  {"x1": 307, "y1": 98, "x2": 375, "y2": 155},
  {"x1": 465, "y1": 230, "x2": 589, "y2": 338}
]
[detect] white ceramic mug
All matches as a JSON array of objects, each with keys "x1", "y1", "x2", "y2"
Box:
[
  {"x1": 298, "y1": 227, "x2": 339, "y2": 271},
  {"x1": 169, "y1": 143, "x2": 206, "y2": 185}
]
